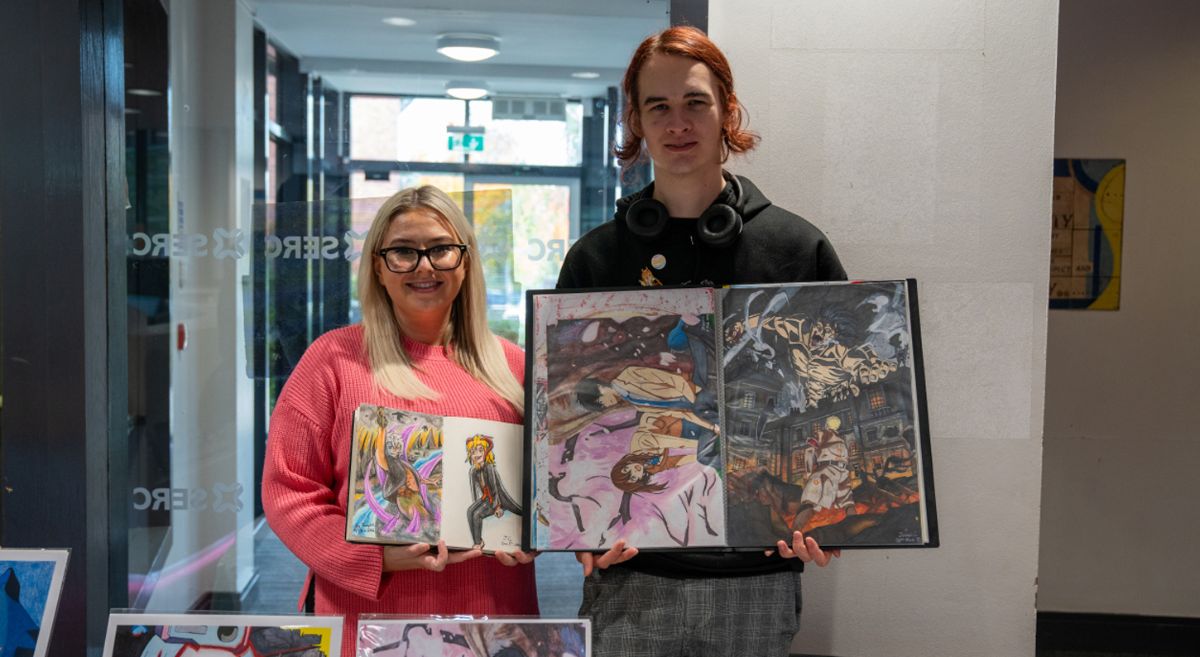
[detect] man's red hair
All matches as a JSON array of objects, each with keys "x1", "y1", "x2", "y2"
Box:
[{"x1": 616, "y1": 26, "x2": 760, "y2": 170}]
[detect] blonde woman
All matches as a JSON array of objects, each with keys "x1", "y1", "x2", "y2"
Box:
[{"x1": 263, "y1": 185, "x2": 536, "y2": 656}]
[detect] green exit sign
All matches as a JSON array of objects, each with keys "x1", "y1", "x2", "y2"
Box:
[{"x1": 448, "y1": 133, "x2": 485, "y2": 152}]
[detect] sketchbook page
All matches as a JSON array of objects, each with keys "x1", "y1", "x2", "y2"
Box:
[
  {"x1": 440, "y1": 418, "x2": 525, "y2": 552},
  {"x1": 721, "y1": 280, "x2": 934, "y2": 548},
  {"x1": 358, "y1": 618, "x2": 590, "y2": 657},
  {"x1": 529, "y1": 287, "x2": 726, "y2": 550},
  {"x1": 346, "y1": 404, "x2": 446, "y2": 546}
]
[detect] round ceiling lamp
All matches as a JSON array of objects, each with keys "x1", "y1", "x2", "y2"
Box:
[
  {"x1": 436, "y1": 33, "x2": 500, "y2": 62},
  {"x1": 444, "y1": 81, "x2": 490, "y2": 100}
]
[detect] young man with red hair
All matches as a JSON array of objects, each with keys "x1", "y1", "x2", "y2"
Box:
[{"x1": 557, "y1": 26, "x2": 844, "y2": 656}]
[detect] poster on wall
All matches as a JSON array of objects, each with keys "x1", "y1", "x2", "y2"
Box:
[
  {"x1": 102, "y1": 613, "x2": 343, "y2": 657},
  {"x1": 1050, "y1": 158, "x2": 1125, "y2": 310},
  {"x1": 524, "y1": 281, "x2": 938, "y2": 552},
  {"x1": 0, "y1": 548, "x2": 70, "y2": 657}
]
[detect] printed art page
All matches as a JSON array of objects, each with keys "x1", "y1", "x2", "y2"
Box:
[
  {"x1": 720, "y1": 280, "x2": 934, "y2": 548},
  {"x1": 347, "y1": 405, "x2": 448, "y2": 546},
  {"x1": 440, "y1": 418, "x2": 525, "y2": 552},
  {"x1": 527, "y1": 287, "x2": 726, "y2": 550}
]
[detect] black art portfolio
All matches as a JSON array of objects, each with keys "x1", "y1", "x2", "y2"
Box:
[{"x1": 524, "y1": 280, "x2": 938, "y2": 551}]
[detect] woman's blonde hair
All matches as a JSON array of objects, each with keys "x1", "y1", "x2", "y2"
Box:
[{"x1": 357, "y1": 185, "x2": 524, "y2": 413}]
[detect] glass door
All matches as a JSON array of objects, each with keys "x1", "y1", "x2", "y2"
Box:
[{"x1": 466, "y1": 177, "x2": 581, "y2": 344}]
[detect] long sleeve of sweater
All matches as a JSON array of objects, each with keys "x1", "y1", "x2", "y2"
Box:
[{"x1": 263, "y1": 393, "x2": 386, "y2": 601}]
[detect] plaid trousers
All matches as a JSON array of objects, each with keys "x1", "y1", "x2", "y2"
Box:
[{"x1": 579, "y1": 566, "x2": 803, "y2": 657}]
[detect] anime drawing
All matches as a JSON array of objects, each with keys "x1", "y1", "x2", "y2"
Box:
[
  {"x1": 531, "y1": 288, "x2": 726, "y2": 550},
  {"x1": 723, "y1": 290, "x2": 899, "y2": 412},
  {"x1": 348, "y1": 405, "x2": 444, "y2": 545},
  {"x1": 103, "y1": 614, "x2": 341, "y2": 657},
  {"x1": 465, "y1": 434, "x2": 522, "y2": 550},
  {"x1": 723, "y1": 281, "x2": 931, "y2": 547},
  {"x1": 0, "y1": 549, "x2": 69, "y2": 657},
  {"x1": 575, "y1": 365, "x2": 721, "y2": 532},
  {"x1": 742, "y1": 416, "x2": 854, "y2": 538},
  {"x1": 349, "y1": 407, "x2": 524, "y2": 550},
  {"x1": 357, "y1": 619, "x2": 588, "y2": 657}
]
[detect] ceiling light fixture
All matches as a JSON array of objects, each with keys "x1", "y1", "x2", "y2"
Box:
[
  {"x1": 444, "y1": 81, "x2": 490, "y2": 100},
  {"x1": 382, "y1": 17, "x2": 415, "y2": 27},
  {"x1": 126, "y1": 88, "x2": 162, "y2": 97},
  {"x1": 570, "y1": 71, "x2": 600, "y2": 79},
  {"x1": 436, "y1": 33, "x2": 500, "y2": 62}
]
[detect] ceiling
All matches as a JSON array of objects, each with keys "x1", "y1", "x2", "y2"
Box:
[{"x1": 246, "y1": 0, "x2": 671, "y2": 98}]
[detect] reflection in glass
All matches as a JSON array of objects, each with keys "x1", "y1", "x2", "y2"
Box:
[{"x1": 120, "y1": 0, "x2": 668, "y2": 623}]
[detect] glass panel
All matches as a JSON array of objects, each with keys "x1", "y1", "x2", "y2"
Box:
[
  {"x1": 348, "y1": 170, "x2": 465, "y2": 202},
  {"x1": 119, "y1": 0, "x2": 668, "y2": 627},
  {"x1": 466, "y1": 101, "x2": 584, "y2": 166},
  {"x1": 470, "y1": 181, "x2": 576, "y2": 343},
  {"x1": 350, "y1": 96, "x2": 466, "y2": 163}
]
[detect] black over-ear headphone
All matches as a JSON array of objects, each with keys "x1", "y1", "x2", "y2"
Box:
[{"x1": 624, "y1": 173, "x2": 745, "y2": 248}]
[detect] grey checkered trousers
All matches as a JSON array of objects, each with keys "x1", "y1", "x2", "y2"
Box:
[{"x1": 579, "y1": 567, "x2": 804, "y2": 657}]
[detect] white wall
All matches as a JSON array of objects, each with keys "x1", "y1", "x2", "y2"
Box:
[
  {"x1": 1039, "y1": 0, "x2": 1200, "y2": 617},
  {"x1": 710, "y1": 1, "x2": 1059, "y2": 655}
]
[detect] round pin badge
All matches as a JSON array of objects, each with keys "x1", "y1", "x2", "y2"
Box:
[{"x1": 651, "y1": 254, "x2": 667, "y2": 270}]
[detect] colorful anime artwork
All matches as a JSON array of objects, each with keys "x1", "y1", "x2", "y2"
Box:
[
  {"x1": 348, "y1": 406, "x2": 446, "y2": 545},
  {"x1": 526, "y1": 280, "x2": 937, "y2": 551},
  {"x1": 721, "y1": 281, "x2": 934, "y2": 547},
  {"x1": 527, "y1": 288, "x2": 726, "y2": 550},
  {"x1": 440, "y1": 421, "x2": 525, "y2": 552},
  {"x1": 357, "y1": 618, "x2": 589, "y2": 657},
  {"x1": 347, "y1": 405, "x2": 524, "y2": 551},
  {"x1": 102, "y1": 613, "x2": 342, "y2": 657},
  {"x1": 0, "y1": 549, "x2": 69, "y2": 657}
]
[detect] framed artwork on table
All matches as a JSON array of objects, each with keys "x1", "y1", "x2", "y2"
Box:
[
  {"x1": 358, "y1": 617, "x2": 589, "y2": 657},
  {"x1": 0, "y1": 548, "x2": 70, "y2": 657},
  {"x1": 102, "y1": 612, "x2": 344, "y2": 657}
]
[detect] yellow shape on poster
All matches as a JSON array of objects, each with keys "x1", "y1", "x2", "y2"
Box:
[{"x1": 1090, "y1": 163, "x2": 1124, "y2": 310}]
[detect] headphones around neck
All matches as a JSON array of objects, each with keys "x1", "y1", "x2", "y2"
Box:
[{"x1": 624, "y1": 172, "x2": 745, "y2": 248}]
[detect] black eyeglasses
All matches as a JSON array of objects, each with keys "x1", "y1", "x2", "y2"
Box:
[{"x1": 377, "y1": 244, "x2": 469, "y2": 273}]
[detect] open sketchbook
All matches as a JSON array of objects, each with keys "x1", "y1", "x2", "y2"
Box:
[
  {"x1": 525, "y1": 280, "x2": 938, "y2": 551},
  {"x1": 347, "y1": 404, "x2": 524, "y2": 553}
]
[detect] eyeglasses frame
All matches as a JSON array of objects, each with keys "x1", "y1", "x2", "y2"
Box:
[{"x1": 377, "y1": 243, "x2": 470, "y2": 274}]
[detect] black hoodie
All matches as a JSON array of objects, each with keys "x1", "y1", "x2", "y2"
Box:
[
  {"x1": 555, "y1": 174, "x2": 847, "y2": 578},
  {"x1": 557, "y1": 174, "x2": 845, "y2": 290}
]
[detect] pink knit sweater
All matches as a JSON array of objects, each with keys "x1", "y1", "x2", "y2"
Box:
[{"x1": 262, "y1": 324, "x2": 537, "y2": 656}]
